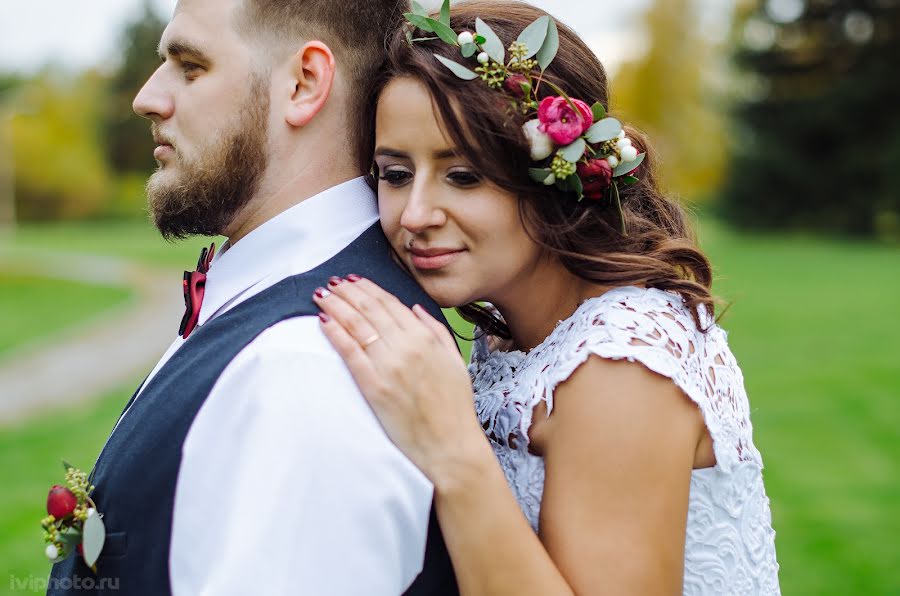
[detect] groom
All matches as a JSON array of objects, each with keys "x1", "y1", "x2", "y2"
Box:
[{"x1": 48, "y1": 0, "x2": 458, "y2": 594}]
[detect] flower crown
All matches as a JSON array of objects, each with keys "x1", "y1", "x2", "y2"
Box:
[{"x1": 403, "y1": 1, "x2": 645, "y2": 234}]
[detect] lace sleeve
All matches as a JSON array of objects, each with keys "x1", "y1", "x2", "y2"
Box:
[{"x1": 522, "y1": 287, "x2": 762, "y2": 473}]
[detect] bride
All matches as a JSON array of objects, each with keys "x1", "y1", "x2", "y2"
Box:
[{"x1": 313, "y1": 1, "x2": 780, "y2": 593}]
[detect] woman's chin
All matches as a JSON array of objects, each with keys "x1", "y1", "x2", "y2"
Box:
[{"x1": 414, "y1": 277, "x2": 475, "y2": 310}]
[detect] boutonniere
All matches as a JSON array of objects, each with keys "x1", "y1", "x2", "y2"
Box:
[{"x1": 41, "y1": 461, "x2": 106, "y2": 572}]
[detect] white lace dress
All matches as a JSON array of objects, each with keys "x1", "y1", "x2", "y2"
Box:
[{"x1": 469, "y1": 286, "x2": 780, "y2": 595}]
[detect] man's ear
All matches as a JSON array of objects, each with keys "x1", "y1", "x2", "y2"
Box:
[{"x1": 285, "y1": 41, "x2": 336, "y2": 128}]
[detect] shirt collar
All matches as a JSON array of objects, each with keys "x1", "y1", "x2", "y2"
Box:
[{"x1": 197, "y1": 176, "x2": 378, "y2": 326}]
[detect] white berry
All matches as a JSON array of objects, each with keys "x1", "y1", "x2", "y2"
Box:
[
  {"x1": 607, "y1": 156, "x2": 620, "y2": 168},
  {"x1": 621, "y1": 146, "x2": 639, "y2": 162},
  {"x1": 616, "y1": 138, "x2": 633, "y2": 151},
  {"x1": 477, "y1": 52, "x2": 490, "y2": 65},
  {"x1": 457, "y1": 32, "x2": 474, "y2": 46},
  {"x1": 617, "y1": 130, "x2": 627, "y2": 140},
  {"x1": 46, "y1": 544, "x2": 59, "y2": 560}
]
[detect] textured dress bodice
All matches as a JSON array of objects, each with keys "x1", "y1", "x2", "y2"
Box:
[{"x1": 469, "y1": 286, "x2": 780, "y2": 595}]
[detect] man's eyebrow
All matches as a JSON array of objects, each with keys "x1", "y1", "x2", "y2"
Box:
[{"x1": 158, "y1": 39, "x2": 212, "y2": 63}]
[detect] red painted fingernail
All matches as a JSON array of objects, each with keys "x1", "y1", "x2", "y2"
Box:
[
  {"x1": 328, "y1": 276, "x2": 343, "y2": 287},
  {"x1": 347, "y1": 274, "x2": 362, "y2": 282},
  {"x1": 314, "y1": 287, "x2": 330, "y2": 299},
  {"x1": 318, "y1": 312, "x2": 330, "y2": 323}
]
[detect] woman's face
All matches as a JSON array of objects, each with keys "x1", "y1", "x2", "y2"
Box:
[{"x1": 374, "y1": 77, "x2": 543, "y2": 308}]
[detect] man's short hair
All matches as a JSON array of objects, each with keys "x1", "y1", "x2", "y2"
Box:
[{"x1": 237, "y1": 0, "x2": 409, "y2": 160}]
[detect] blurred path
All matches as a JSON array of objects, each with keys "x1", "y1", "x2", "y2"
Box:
[{"x1": 0, "y1": 249, "x2": 182, "y2": 424}]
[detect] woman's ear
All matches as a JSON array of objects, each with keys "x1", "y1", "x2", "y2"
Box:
[{"x1": 284, "y1": 41, "x2": 336, "y2": 127}]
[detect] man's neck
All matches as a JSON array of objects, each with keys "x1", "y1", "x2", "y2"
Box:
[{"x1": 226, "y1": 164, "x2": 360, "y2": 246}]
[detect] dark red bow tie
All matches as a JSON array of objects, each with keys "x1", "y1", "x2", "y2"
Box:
[{"x1": 179, "y1": 243, "x2": 216, "y2": 340}]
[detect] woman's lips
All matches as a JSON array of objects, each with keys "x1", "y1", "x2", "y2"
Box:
[{"x1": 408, "y1": 248, "x2": 465, "y2": 271}]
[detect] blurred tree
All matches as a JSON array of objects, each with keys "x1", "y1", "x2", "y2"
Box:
[
  {"x1": 612, "y1": 0, "x2": 728, "y2": 202},
  {"x1": 103, "y1": 0, "x2": 166, "y2": 176},
  {"x1": 721, "y1": 0, "x2": 900, "y2": 238},
  {"x1": 12, "y1": 70, "x2": 113, "y2": 220}
]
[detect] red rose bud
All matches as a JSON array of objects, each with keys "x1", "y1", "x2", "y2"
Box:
[
  {"x1": 577, "y1": 159, "x2": 613, "y2": 200},
  {"x1": 504, "y1": 74, "x2": 529, "y2": 98},
  {"x1": 47, "y1": 485, "x2": 78, "y2": 518}
]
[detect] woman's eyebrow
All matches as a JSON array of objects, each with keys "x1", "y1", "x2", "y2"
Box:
[{"x1": 373, "y1": 147, "x2": 460, "y2": 159}]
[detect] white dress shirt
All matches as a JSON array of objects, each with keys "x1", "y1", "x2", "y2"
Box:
[{"x1": 114, "y1": 178, "x2": 433, "y2": 595}]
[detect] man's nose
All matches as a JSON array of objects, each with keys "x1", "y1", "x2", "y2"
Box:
[{"x1": 133, "y1": 66, "x2": 173, "y2": 121}]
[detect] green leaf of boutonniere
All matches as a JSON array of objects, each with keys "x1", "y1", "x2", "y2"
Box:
[
  {"x1": 536, "y1": 18, "x2": 559, "y2": 70},
  {"x1": 613, "y1": 152, "x2": 645, "y2": 176},
  {"x1": 82, "y1": 511, "x2": 106, "y2": 569},
  {"x1": 404, "y1": 12, "x2": 434, "y2": 33},
  {"x1": 439, "y1": 0, "x2": 451, "y2": 27},
  {"x1": 476, "y1": 18, "x2": 505, "y2": 64},
  {"x1": 461, "y1": 43, "x2": 478, "y2": 58},
  {"x1": 517, "y1": 16, "x2": 550, "y2": 60},
  {"x1": 586, "y1": 118, "x2": 622, "y2": 143},
  {"x1": 62, "y1": 460, "x2": 74, "y2": 473},
  {"x1": 427, "y1": 17, "x2": 459, "y2": 46},
  {"x1": 591, "y1": 102, "x2": 606, "y2": 122},
  {"x1": 560, "y1": 138, "x2": 587, "y2": 163},
  {"x1": 434, "y1": 54, "x2": 479, "y2": 80}
]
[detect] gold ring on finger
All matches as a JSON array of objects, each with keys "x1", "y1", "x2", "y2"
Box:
[{"x1": 361, "y1": 334, "x2": 381, "y2": 349}]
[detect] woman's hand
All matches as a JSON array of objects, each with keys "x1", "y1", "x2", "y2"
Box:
[{"x1": 313, "y1": 275, "x2": 489, "y2": 486}]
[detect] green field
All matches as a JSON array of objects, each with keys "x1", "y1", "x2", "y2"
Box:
[
  {"x1": 0, "y1": 219, "x2": 897, "y2": 594},
  {"x1": 0, "y1": 274, "x2": 132, "y2": 356}
]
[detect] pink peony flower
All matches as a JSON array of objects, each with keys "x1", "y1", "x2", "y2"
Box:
[
  {"x1": 47, "y1": 485, "x2": 78, "y2": 518},
  {"x1": 577, "y1": 159, "x2": 613, "y2": 199},
  {"x1": 538, "y1": 96, "x2": 594, "y2": 146}
]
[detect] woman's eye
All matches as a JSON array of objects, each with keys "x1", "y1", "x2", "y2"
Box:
[
  {"x1": 447, "y1": 171, "x2": 482, "y2": 187},
  {"x1": 379, "y1": 169, "x2": 412, "y2": 187}
]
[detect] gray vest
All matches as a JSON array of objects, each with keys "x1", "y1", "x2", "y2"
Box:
[{"x1": 48, "y1": 223, "x2": 458, "y2": 595}]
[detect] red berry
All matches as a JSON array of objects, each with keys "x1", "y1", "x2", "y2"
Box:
[
  {"x1": 76, "y1": 543, "x2": 84, "y2": 556},
  {"x1": 503, "y1": 74, "x2": 529, "y2": 98},
  {"x1": 47, "y1": 485, "x2": 78, "y2": 518}
]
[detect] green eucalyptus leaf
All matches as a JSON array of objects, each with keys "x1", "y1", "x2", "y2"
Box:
[
  {"x1": 516, "y1": 16, "x2": 550, "y2": 60},
  {"x1": 426, "y1": 18, "x2": 459, "y2": 46},
  {"x1": 62, "y1": 460, "x2": 74, "y2": 472},
  {"x1": 474, "y1": 34, "x2": 487, "y2": 45},
  {"x1": 585, "y1": 118, "x2": 622, "y2": 143},
  {"x1": 461, "y1": 43, "x2": 477, "y2": 58},
  {"x1": 529, "y1": 168, "x2": 553, "y2": 183},
  {"x1": 560, "y1": 138, "x2": 587, "y2": 163},
  {"x1": 613, "y1": 152, "x2": 646, "y2": 176},
  {"x1": 439, "y1": 0, "x2": 451, "y2": 27},
  {"x1": 476, "y1": 18, "x2": 505, "y2": 63},
  {"x1": 57, "y1": 528, "x2": 82, "y2": 549},
  {"x1": 82, "y1": 511, "x2": 106, "y2": 568},
  {"x1": 434, "y1": 54, "x2": 480, "y2": 80},
  {"x1": 404, "y1": 13, "x2": 434, "y2": 33},
  {"x1": 536, "y1": 18, "x2": 559, "y2": 70},
  {"x1": 411, "y1": 1, "x2": 428, "y2": 17},
  {"x1": 621, "y1": 175, "x2": 640, "y2": 186},
  {"x1": 591, "y1": 102, "x2": 606, "y2": 122}
]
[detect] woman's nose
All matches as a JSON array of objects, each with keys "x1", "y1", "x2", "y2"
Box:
[{"x1": 400, "y1": 182, "x2": 447, "y2": 233}]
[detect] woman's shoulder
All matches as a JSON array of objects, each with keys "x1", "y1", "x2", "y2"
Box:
[{"x1": 549, "y1": 286, "x2": 718, "y2": 357}]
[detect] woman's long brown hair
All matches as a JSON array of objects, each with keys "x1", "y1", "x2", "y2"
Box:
[{"x1": 359, "y1": 0, "x2": 716, "y2": 338}]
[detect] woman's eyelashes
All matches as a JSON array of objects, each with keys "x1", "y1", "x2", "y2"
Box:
[{"x1": 378, "y1": 166, "x2": 483, "y2": 189}]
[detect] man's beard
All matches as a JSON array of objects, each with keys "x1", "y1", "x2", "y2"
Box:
[{"x1": 147, "y1": 74, "x2": 270, "y2": 241}]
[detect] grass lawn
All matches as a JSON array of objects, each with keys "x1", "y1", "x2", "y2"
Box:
[
  {"x1": 0, "y1": 274, "x2": 132, "y2": 356},
  {"x1": 0, "y1": 218, "x2": 897, "y2": 594}
]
